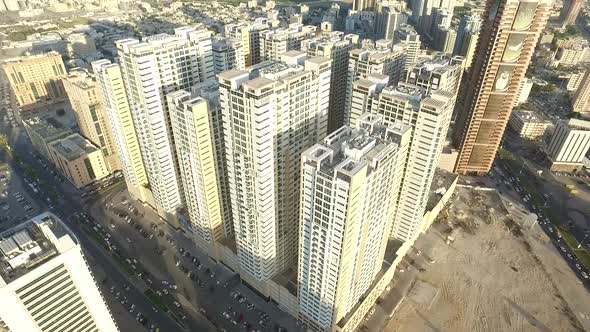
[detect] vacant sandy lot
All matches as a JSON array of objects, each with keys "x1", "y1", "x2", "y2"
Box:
[{"x1": 386, "y1": 187, "x2": 587, "y2": 332}]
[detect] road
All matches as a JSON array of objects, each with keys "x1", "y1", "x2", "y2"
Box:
[
  {"x1": 0, "y1": 106, "x2": 299, "y2": 331},
  {"x1": 0, "y1": 113, "x2": 191, "y2": 332}
]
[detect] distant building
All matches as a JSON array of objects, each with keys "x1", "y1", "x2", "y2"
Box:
[
  {"x1": 212, "y1": 38, "x2": 246, "y2": 74},
  {"x1": 404, "y1": 52, "x2": 464, "y2": 95},
  {"x1": 509, "y1": 110, "x2": 551, "y2": 141},
  {"x1": 48, "y1": 133, "x2": 110, "y2": 188},
  {"x1": 22, "y1": 116, "x2": 73, "y2": 160},
  {"x1": 225, "y1": 18, "x2": 270, "y2": 66},
  {"x1": 434, "y1": 25, "x2": 456, "y2": 54},
  {"x1": 259, "y1": 24, "x2": 317, "y2": 62},
  {"x1": 0, "y1": 212, "x2": 118, "y2": 332},
  {"x1": 567, "y1": 70, "x2": 586, "y2": 91},
  {"x1": 375, "y1": 1, "x2": 407, "y2": 40},
  {"x1": 546, "y1": 119, "x2": 590, "y2": 171},
  {"x1": 67, "y1": 33, "x2": 97, "y2": 57},
  {"x1": 559, "y1": 0, "x2": 583, "y2": 28},
  {"x1": 553, "y1": 44, "x2": 589, "y2": 67},
  {"x1": 63, "y1": 69, "x2": 120, "y2": 173},
  {"x1": 572, "y1": 70, "x2": 590, "y2": 117},
  {"x1": 302, "y1": 32, "x2": 358, "y2": 132},
  {"x1": 453, "y1": 15, "x2": 481, "y2": 69},
  {"x1": 514, "y1": 77, "x2": 533, "y2": 106},
  {"x1": 2, "y1": 52, "x2": 67, "y2": 111},
  {"x1": 395, "y1": 24, "x2": 421, "y2": 70}
]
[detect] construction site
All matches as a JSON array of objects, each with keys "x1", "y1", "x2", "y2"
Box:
[{"x1": 385, "y1": 185, "x2": 590, "y2": 332}]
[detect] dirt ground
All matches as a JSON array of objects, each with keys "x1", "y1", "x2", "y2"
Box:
[{"x1": 386, "y1": 187, "x2": 588, "y2": 332}]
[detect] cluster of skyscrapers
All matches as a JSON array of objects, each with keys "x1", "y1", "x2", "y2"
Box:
[{"x1": 0, "y1": 0, "x2": 554, "y2": 329}]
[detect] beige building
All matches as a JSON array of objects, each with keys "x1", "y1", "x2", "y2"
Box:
[
  {"x1": 63, "y1": 69, "x2": 120, "y2": 173},
  {"x1": 572, "y1": 70, "x2": 590, "y2": 117},
  {"x1": 509, "y1": 110, "x2": 551, "y2": 141},
  {"x1": 453, "y1": 0, "x2": 552, "y2": 175},
  {"x1": 298, "y1": 114, "x2": 410, "y2": 331},
  {"x1": 167, "y1": 90, "x2": 225, "y2": 256},
  {"x1": 47, "y1": 133, "x2": 109, "y2": 188},
  {"x1": 22, "y1": 116, "x2": 73, "y2": 160},
  {"x1": 553, "y1": 45, "x2": 589, "y2": 67},
  {"x1": 567, "y1": 70, "x2": 586, "y2": 91},
  {"x1": 224, "y1": 18, "x2": 270, "y2": 66},
  {"x1": 2, "y1": 52, "x2": 67, "y2": 111},
  {"x1": 546, "y1": 119, "x2": 590, "y2": 171},
  {"x1": 92, "y1": 59, "x2": 151, "y2": 204}
]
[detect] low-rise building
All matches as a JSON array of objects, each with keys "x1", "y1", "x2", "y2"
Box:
[
  {"x1": 22, "y1": 116, "x2": 73, "y2": 160},
  {"x1": 47, "y1": 133, "x2": 109, "y2": 188},
  {"x1": 509, "y1": 110, "x2": 551, "y2": 141},
  {"x1": 546, "y1": 119, "x2": 590, "y2": 172}
]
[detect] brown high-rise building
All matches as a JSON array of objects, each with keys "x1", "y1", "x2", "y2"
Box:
[
  {"x1": 559, "y1": 0, "x2": 584, "y2": 28},
  {"x1": 453, "y1": 0, "x2": 551, "y2": 175}
]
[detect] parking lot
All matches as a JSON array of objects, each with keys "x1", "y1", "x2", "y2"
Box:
[
  {"x1": 0, "y1": 161, "x2": 40, "y2": 231},
  {"x1": 84, "y1": 188, "x2": 299, "y2": 332}
]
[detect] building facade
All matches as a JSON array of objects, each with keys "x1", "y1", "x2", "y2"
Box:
[
  {"x1": 349, "y1": 80, "x2": 455, "y2": 241},
  {"x1": 297, "y1": 114, "x2": 410, "y2": 331},
  {"x1": 259, "y1": 24, "x2": 317, "y2": 62},
  {"x1": 508, "y1": 110, "x2": 551, "y2": 141},
  {"x1": 572, "y1": 69, "x2": 590, "y2": 117},
  {"x1": 0, "y1": 213, "x2": 118, "y2": 332},
  {"x1": 116, "y1": 27, "x2": 215, "y2": 220},
  {"x1": 2, "y1": 52, "x2": 67, "y2": 111},
  {"x1": 92, "y1": 59, "x2": 150, "y2": 204},
  {"x1": 224, "y1": 18, "x2": 270, "y2": 67},
  {"x1": 218, "y1": 52, "x2": 331, "y2": 281},
  {"x1": 48, "y1": 133, "x2": 110, "y2": 189},
  {"x1": 559, "y1": 0, "x2": 583, "y2": 28},
  {"x1": 212, "y1": 38, "x2": 246, "y2": 74},
  {"x1": 453, "y1": 0, "x2": 552, "y2": 175},
  {"x1": 302, "y1": 32, "x2": 358, "y2": 132},
  {"x1": 63, "y1": 69, "x2": 120, "y2": 173},
  {"x1": 168, "y1": 91, "x2": 225, "y2": 253},
  {"x1": 546, "y1": 119, "x2": 590, "y2": 171}
]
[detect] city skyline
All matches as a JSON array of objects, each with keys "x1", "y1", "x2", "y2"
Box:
[{"x1": 0, "y1": 0, "x2": 589, "y2": 331}]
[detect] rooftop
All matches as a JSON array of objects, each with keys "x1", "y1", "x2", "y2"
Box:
[
  {"x1": 567, "y1": 118, "x2": 590, "y2": 131},
  {"x1": 512, "y1": 110, "x2": 549, "y2": 123},
  {"x1": 23, "y1": 116, "x2": 72, "y2": 141},
  {"x1": 0, "y1": 212, "x2": 76, "y2": 285},
  {"x1": 48, "y1": 133, "x2": 100, "y2": 161}
]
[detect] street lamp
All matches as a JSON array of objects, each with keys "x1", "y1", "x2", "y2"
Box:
[{"x1": 578, "y1": 232, "x2": 590, "y2": 249}]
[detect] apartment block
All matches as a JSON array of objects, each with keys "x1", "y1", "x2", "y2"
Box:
[
  {"x1": 508, "y1": 110, "x2": 551, "y2": 141},
  {"x1": 572, "y1": 69, "x2": 590, "y2": 117},
  {"x1": 453, "y1": 15, "x2": 481, "y2": 69},
  {"x1": 404, "y1": 52, "x2": 464, "y2": 95},
  {"x1": 224, "y1": 18, "x2": 270, "y2": 66},
  {"x1": 297, "y1": 114, "x2": 410, "y2": 331},
  {"x1": 168, "y1": 90, "x2": 225, "y2": 254},
  {"x1": 212, "y1": 38, "x2": 246, "y2": 74},
  {"x1": 63, "y1": 69, "x2": 120, "y2": 173},
  {"x1": 453, "y1": 0, "x2": 552, "y2": 175},
  {"x1": 259, "y1": 24, "x2": 317, "y2": 62},
  {"x1": 116, "y1": 26, "x2": 215, "y2": 220},
  {"x1": 92, "y1": 59, "x2": 150, "y2": 204},
  {"x1": 349, "y1": 80, "x2": 455, "y2": 241},
  {"x1": 546, "y1": 119, "x2": 590, "y2": 171},
  {"x1": 218, "y1": 51, "x2": 331, "y2": 282},
  {"x1": 302, "y1": 32, "x2": 359, "y2": 132},
  {"x1": 344, "y1": 40, "x2": 406, "y2": 123},
  {"x1": 2, "y1": 51, "x2": 67, "y2": 111},
  {"x1": 0, "y1": 212, "x2": 118, "y2": 332},
  {"x1": 48, "y1": 133, "x2": 109, "y2": 189}
]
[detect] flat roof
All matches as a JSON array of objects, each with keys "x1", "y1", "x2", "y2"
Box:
[
  {"x1": 49, "y1": 133, "x2": 99, "y2": 161},
  {"x1": 0, "y1": 212, "x2": 76, "y2": 284},
  {"x1": 23, "y1": 116, "x2": 72, "y2": 141}
]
